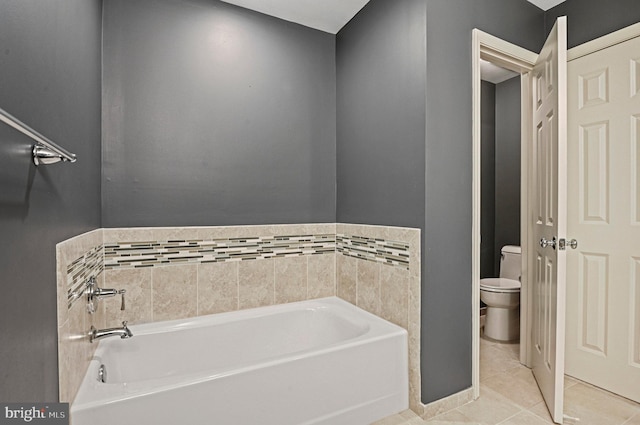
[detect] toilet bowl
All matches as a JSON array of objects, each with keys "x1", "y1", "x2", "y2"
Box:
[{"x1": 480, "y1": 246, "x2": 521, "y2": 341}]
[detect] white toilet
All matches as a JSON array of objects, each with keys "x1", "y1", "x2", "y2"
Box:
[{"x1": 480, "y1": 245, "x2": 521, "y2": 341}]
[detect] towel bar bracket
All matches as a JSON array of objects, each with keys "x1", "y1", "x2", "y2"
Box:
[
  {"x1": 33, "y1": 144, "x2": 76, "y2": 165},
  {"x1": 0, "y1": 107, "x2": 78, "y2": 166}
]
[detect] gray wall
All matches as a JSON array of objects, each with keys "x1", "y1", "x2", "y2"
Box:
[
  {"x1": 481, "y1": 76, "x2": 521, "y2": 278},
  {"x1": 0, "y1": 0, "x2": 102, "y2": 401},
  {"x1": 337, "y1": 0, "x2": 544, "y2": 403},
  {"x1": 336, "y1": 0, "x2": 426, "y2": 231},
  {"x1": 480, "y1": 81, "x2": 496, "y2": 278},
  {"x1": 545, "y1": 0, "x2": 640, "y2": 49},
  {"x1": 494, "y1": 76, "x2": 521, "y2": 271},
  {"x1": 102, "y1": 0, "x2": 336, "y2": 227},
  {"x1": 423, "y1": 0, "x2": 543, "y2": 402},
  {"x1": 2, "y1": 0, "x2": 637, "y2": 408}
]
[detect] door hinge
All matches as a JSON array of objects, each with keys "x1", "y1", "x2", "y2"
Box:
[{"x1": 558, "y1": 238, "x2": 578, "y2": 250}]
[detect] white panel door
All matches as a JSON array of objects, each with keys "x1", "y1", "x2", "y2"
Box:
[
  {"x1": 566, "y1": 34, "x2": 640, "y2": 403},
  {"x1": 531, "y1": 17, "x2": 567, "y2": 424}
]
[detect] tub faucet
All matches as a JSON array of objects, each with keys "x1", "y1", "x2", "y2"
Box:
[{"x1": 90, "y1": 321, "x2": 133, "y2": 343}]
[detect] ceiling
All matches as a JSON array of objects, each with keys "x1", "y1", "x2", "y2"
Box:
[
  {"x1": 219, "y1": 0, "x2": 567, "y2": 34},
  {"x1": 525, "y1": 0, "x2": 567, "y2": 10},
  {"x1": 480, "y1": 60, "x2": 519, "y2": 84},
  {"x1": 219, "y1": 0, "x2": 371, "y2": 34}
]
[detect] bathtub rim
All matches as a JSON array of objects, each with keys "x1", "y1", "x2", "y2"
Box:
[{"x1": 72, "y1": 296, "x2": 408, "y2": 411}]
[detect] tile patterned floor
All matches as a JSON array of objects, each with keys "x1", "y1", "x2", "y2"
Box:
[{"x1": 374, "y1": 335, "x2": 640, "y2": 425}]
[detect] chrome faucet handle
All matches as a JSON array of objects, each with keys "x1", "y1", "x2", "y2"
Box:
[
  {"x1": 86, "y1": 277, "x2": 97, "y2": 314},
  {"x1": 118, "y1": 289, "x2": 126, "y2": 311},
  {"x1": 85, "y1": 276, "x2": 127, "y2": 314}
]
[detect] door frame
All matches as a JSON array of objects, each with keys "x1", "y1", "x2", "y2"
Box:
[
  {"x1": 471, "y1": 29, "x2": 537, "y2": 398},
  {"x1": 472, "y1": 21, "x2": 640, "y2": 402}
]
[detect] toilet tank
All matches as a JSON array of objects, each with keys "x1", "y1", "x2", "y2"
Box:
[{"x1": 499, "y1": 245, "x2": 522, "y2": 281}]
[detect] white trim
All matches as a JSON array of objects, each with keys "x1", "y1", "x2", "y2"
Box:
[
  {"x1": 471, "y1": 19, "x2": 640, "y2": 410},
  {"x1": 472, "y1": 29, "x2": 482, "y2": 401},
  {"x1": 568, "y1": 22, "x2": 640, "y2": 61},
  {"x1": 520, "y1": 71, "x2": 534, "y2": 368},
  {"x1": 476, "y1": 30, "x2": 538, "y2": 72},
  {"x1": 472, "y1": 29, "x2": 537, "y2": 400}
]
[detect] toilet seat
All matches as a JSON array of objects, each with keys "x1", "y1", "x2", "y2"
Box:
[{"x1": 480, "y1": 278, "x2": 521, "y2": 293}]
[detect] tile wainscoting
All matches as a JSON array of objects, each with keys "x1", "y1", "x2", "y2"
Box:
[
  {"x1": 56, "y1": 223, "x2": 422, "y2": 413},
  {"x1": 56, "y1": 229, "x2": 106, "y2": 405},
  {"x1": 336, "y1": 224, "x2": 421, "y2": 413}
]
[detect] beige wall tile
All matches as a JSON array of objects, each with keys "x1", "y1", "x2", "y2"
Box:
[
  {"x1": 56, "y1": 229, "x2": 104, "y2": 405},
  {"x1": 198, "y1": 262, "x2": 238, "y2": 315},
  {"x1": 409, "y1": 330, "x2": 422, "y2": 412},
  {"x1": 408, "y1": 268, "x2": 422, "y2": 410},
  {"x1": 151, "y1": 227, "x2": 202, "y2": 242},
  {"x1": 337, "y1": 222, "x2": 418, "y2": 244},
  {"x1": 336, "y1": 223, "x2": 421, "y2": 409},
  {"x1": 239, "y1": 259, "x2": 274, "y2": 309},
  {"x1": 56, "y1": 246, "x2": 69, "y2": 329},
  {"x1": 104, "y1": 268, "x2": 153, "y2": 327},
  {"x1": 57, "y1": 320, "x2": 71, "y2": 403},
  {"x1": 267, "y1": 223, "x2": 335, "y2": 237},
  {"x1": 195, "y1": 223, "x2": 335, "y2": 242},
  {"x1": 409, "y1": 375, "x2": 424, "y2": 416},
  {"x1": 56, "y1": 228, "x2": 103, "y2": 263},
  {"x1": 56, "y1": 223, "x2": 423, "y2": 411},
  {"x1": 103, "y1": 227, "x2": 154, "y2": 244},
  {"x1": 337, "y1": 254, "x2": 357, "y2": 304},
  {"x1": 380, "y1": 265, "x2": 410, "y2": 329},
  {"x1": 60, "y1": 299, "x2": 90, "y2": 404},
  {"x1": 275, "y1": 257, "x2": 307, "y2": 304},
  {"x1": 357, "y1": 260, "x2": 380, "y2": 315},
  {"x1": 199, "y1": 224, "x2": 277, "y2": 240},
  {"x1": 308, "y1": 253, "x2": 336, "y2": 299},
  {"x1": 290, "y1": 223, "x2": 336, "y2": 236},
  {"x1": 56, "y1": 229, "x2": 104, "y2": 327},
  {"x1": 152, "y1": 264, "x2": 197, "y2": 321}
]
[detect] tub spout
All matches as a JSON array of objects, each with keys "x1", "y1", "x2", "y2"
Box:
[{"x1": 90, "y1": 321, "x2": 133, "y2": 343}]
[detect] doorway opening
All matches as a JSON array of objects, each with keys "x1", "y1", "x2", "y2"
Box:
[
  {"x1": 479, "y1": 58, "x2": 522, "y2": 354},
  {"x1": 471, "y1": 29, "x2": 537, "y2": 400},
  {"x1": 473, "y1": 22, "x2": 640, "y2": 424}
]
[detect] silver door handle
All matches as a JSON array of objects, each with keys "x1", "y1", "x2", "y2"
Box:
[
  {"x1": 558, "y1": 238, "x2": 578, "y2": 250},
  {"x1": 540, "y1": 237, "x2": 556, "y2": 249}
]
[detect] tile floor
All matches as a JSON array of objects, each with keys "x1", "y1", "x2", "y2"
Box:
[{"x1": 374, "y1": 334, "x2": 640, "y2": 425}]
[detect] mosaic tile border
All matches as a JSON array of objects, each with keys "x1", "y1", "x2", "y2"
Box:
[
  {"x1": 337, "y1": 234, "x2": 410, "y2": 270},
  {"x1": 66, "y1": 245, "x2": 104, "y2": 308},
  {"x1": 66, "y1": 234, "x2": 336, "y2": 308},
  {"x1": 65, "y1": 231, "x2": 412, "y2": 308},
  {"x1": 103, "y1": 234, "x2": 336, "y2": 270}
]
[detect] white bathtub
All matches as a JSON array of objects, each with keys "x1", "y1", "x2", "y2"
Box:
[{"x1": 71, "y1": 297, "x2": 408, "y2": 425}]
